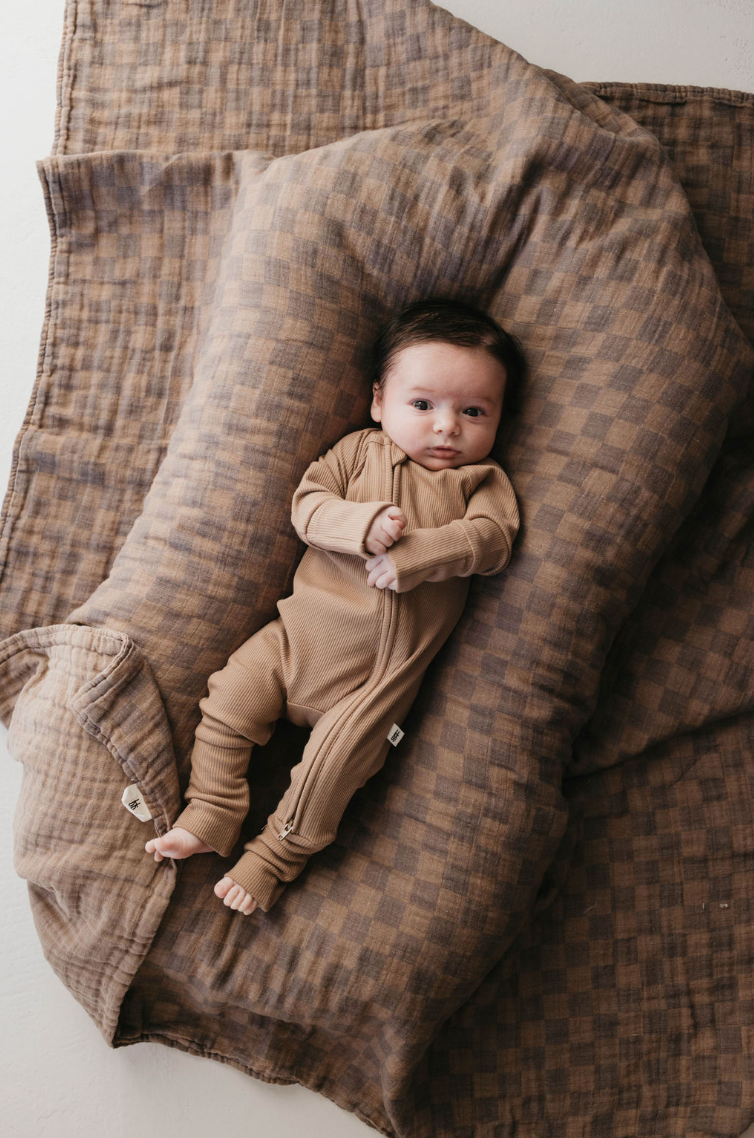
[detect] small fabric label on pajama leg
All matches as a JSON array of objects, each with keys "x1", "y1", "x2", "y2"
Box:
[{"x1": 387, "y1": 723, "x2": 404, "y2": 746}]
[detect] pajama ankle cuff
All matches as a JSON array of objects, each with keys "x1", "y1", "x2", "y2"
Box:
[
  {"x1": 172, "y1": 802, "x2": 241, "y2": 859},
  {"x1": 225, "y1": 851, "x2": 287, "y2": 912}
]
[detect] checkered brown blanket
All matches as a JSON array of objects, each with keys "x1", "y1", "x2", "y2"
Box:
[{"x1": 2, "y1": 3, "x2": 753, "y2": 1135}]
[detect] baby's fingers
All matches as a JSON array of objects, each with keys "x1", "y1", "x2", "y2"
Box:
[{"x1": 376, "y1": 520, "x2": 401, "y2": 547}]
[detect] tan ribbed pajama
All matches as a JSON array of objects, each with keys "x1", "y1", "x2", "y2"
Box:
[{"x1": 174, "y1": 427, "x2": 520, "y2": 910}]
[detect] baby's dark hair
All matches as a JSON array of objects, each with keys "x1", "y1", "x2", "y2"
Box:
[{"x1": 369, "y1": 296, "x2": 526, "y2": 415}]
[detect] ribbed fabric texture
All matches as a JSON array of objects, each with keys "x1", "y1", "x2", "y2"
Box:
[{"x1": 174, "y1": 427, "x2": 520, "y2": 908}]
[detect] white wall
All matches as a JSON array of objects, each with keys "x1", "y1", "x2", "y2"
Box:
[{"x1": 2, "y1": 3, "x2": 754, "y2": 1137}]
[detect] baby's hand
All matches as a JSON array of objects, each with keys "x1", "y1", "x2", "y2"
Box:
[
  {"x1": 365, "y1": 552, "x2": 398, "y2": 590},
  {"x1": 365, "y1": 506, "x2": 406, "y2": 555}
]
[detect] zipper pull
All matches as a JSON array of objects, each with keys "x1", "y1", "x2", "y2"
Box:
[{"x1": 277, "y1": 820, "x2": 294, "y2": 841}]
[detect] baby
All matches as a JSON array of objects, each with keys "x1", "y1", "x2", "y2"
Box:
[{"x1": 146, "y1": 297, "x2": 524, "y2": 915}]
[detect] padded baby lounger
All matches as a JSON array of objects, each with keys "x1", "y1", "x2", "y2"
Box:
[{"x1": 2, "y1": 3, "x2": 754, "y2": 1136}]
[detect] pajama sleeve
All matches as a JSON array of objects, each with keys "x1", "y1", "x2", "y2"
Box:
[
  {"x1": 387, "y1": 461, "x2": 520, "y2": 593},
  {"x1": 290, "y1": 429, "x2": 395, "y2": 559}
]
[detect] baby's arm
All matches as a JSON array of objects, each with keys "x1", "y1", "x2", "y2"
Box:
[
  {"x1": 386, "y1": 462, "x2": 520, "y2": 593},
  {"x1": 291, "y1": 431, "x2": 399, "y2": 558}
]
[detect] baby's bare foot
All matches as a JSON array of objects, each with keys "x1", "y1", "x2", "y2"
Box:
[
  {"x1": 214, "y1": 875, "x2": 258, "y2": 915},
  {"x1": 145, "y1": 826, "x2": 215, "y2": 862}
]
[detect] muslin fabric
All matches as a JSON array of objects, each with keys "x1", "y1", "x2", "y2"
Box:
[{"x1": 2, "y1": 4, "x2": 754, "y2": 1136}]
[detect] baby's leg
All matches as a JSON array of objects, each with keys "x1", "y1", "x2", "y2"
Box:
[
  {"x1": 214, "y1": 876, "x2": 258, "y2": 915},
  {"x1": 155, "y1": 618, "x2": 289, "y2": 913},
  {"x1": 174, "y1": 618, "x2": 291, "y2": 859},
  {"x1": 145, "y1": 826, "x2": 215, "y2": 862}
]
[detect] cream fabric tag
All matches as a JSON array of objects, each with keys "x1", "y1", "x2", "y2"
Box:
[
  {"x1": 387, "y1": 723, "x2": 404, "y2": 747},
  {"x1": 121, "y1": 784, "x2": 153, "y2": 821}
]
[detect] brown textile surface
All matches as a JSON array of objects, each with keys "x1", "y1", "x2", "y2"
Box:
[{"x1": 1, "y1": 4, "x2": 754, "y2": 1136}]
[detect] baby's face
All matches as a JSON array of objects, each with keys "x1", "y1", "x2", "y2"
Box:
[{"x1": 370, "y1": 341, "x2": 506, "y2": 470}]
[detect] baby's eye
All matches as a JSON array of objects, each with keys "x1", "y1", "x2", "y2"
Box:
[
  {"x1": 464, "y1": 407, "x2": 484, "y2": 417},
  {"x1": 411, "y1": 399, "x2": 431, "y2": 411}
]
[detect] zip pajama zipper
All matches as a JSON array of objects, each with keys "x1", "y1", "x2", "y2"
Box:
[
  {"x1": 276, "y1": 585, "x2": 399, "y2": 839},
  {"x1": 277, "y1": 449, "x2": 402, "y2": 841}
]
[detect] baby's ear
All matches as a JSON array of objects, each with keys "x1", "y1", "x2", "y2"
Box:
[{"x1": 370, "y1": 388, "x2": 382, "y2": 421}]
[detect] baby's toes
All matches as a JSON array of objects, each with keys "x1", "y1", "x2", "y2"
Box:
[
  {"x1": 214, "y1": 876, "x2": 235, "y2": 900},
  {"x1": 227, "y1": 886, "x2": 248, "y2": 910},
  {"x1": 145, "y1": 839, "x2": 163, "y2": 861},
  {"x1": 216, "y1": 879, "x2": 246, "y2": 908}
]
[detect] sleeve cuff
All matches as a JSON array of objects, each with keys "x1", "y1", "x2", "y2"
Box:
[
  {"x1": 307, "y1": 498, "x2": 396, "y2": 558},
  {"x1": 387, "y1": 521, "x2": 474, "y2": 592}
]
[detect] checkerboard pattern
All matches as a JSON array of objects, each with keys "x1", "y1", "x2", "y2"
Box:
[{"x1": 2, "y1": 4, "x2": 754, "y2": 1135}]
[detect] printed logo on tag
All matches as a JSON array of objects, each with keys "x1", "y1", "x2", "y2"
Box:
[
  {"x1": 387, "y1": 723, "x2": 404, "y2": 747},
  {"x1": 121, "y1": 784, "x2": 153, "y2": 822}
]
